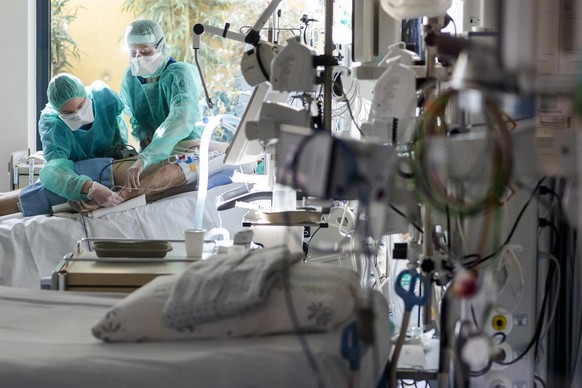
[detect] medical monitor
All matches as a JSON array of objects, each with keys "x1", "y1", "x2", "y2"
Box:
[{"x1": 223, "y1": 83, "x2": 288, "y2": 165}]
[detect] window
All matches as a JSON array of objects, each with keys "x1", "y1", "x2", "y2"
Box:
[{"x1": 41, "y1": 0, "x2": 325, "y2": 147}]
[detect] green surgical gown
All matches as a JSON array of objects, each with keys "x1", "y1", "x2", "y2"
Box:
[
  {"x1": 120, "y1": 61, "x2": 202, "y2": 170},
  {"x1": 38, "y1": 81, "x2": 128, "y2": 200}
]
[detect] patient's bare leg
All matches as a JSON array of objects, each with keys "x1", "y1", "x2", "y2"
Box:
[
  {"x1": 0, "y1": 190, "x2": 22, "y2": 216},
  {"x1": 115, "y1": 163, "x2": 187, "y2": 201}
]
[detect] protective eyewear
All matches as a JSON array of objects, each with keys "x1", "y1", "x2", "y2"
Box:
[{"x1": 128, "y1": 37, "x2": 164, "y2": 57}]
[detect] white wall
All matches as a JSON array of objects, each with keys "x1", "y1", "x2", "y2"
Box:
[{"x1": 0, "y1": 0, "x2": 36, "y2": 192}]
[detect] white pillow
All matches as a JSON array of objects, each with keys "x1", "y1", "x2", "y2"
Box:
[{"x1": 92, "y1": 262, "x2": 360, "y2": 342}]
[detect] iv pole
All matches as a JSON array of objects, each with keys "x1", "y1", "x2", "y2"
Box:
[{"x1": 323, "y1": 0, "x2": 333, "y2": 132}]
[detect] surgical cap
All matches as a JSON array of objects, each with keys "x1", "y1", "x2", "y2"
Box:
[
  {"x1": 125, "y1": 19, "x2": 169, "y2": 56},
  {"x1": 47, "y1": 73, "x2": 87, "y2": 112},
  {"x1": 126, "y1": 19, "x2": 164, "y2": 45}
]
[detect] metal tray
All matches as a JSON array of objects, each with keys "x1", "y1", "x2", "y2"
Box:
[
  {"x1": 258, "y1": 210, "x2": 323, "y2": 224},
  {"x1": 92, "y1": 241, "x2": 173, "y2": 258}
]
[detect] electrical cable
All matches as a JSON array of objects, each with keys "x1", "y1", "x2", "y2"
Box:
[
  {"x1": 343, "y1": 95, "x2": 365, "y2": 138},
  {"x1": 496, "y1": 257, "x2": 557, "y2": 366},
  {"x1": 464, "y1": 178, "x2": 545, "y2": 267},
  {"x1": 307, "y1": 227, "x2": 321, "y2": 244},
  {"x1": 446, "y1": 14, "x2": 457, "y2": 36},
  {"x1": 537, "y1": 252, "x2": 561, "y2": 344},
  {"x1": 98, "y1": 159, "x2": 120, "y2": 186},
  {"x1": 330, "y1": 69, "x2": 365, "y2": 136},
  {"x1": 281, "y1": 251, "x2": 324, "y2": 388},
  {"x1": 468, "y1": 357, "x2": 493, "y2": 377},
  {"x1": 539, "y1": 218, "x2": 560, "y2": 255},
  {"x1": 534, "y1": 375, "x2": 547, "y2": 388},
  {"x1": 75, "y1": 212, "x2": 91, "y2": 250},
  {"x1": 494, "y1": 245, "x2": 525, "y2": 313},
  {"x1": 470, "y1": 304, "x2": 479, "y2": 330},
  {"x1": 389, "y1": 204, "x2": 423, "y2": 234},
  {"x1": 491, "y1": 332, "x2": 507, "y2": 344}
]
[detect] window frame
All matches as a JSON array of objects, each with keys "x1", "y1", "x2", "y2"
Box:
[{"x1": 36, "y1": 0, "x2": 51, "y2": 151}]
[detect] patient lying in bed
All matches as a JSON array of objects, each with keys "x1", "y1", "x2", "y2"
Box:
[
  {"x1": 74, "y1": 139, "x2": 234, "y2": 213},
  {"x1": 0, "y1": 140, "x2": 243, "y2": 218}
]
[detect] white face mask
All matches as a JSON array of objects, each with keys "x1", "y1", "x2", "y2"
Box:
[
  {"x1": 59, "y1": 99, "x2": 94, "y2": 131},
  {"x1": 130, "y1": 52, "x2": 165, "y2": 77}
]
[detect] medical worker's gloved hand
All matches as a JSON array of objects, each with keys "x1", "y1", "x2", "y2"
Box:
[
  {"x1": 88, "y1": 182, "x2": 125, "y2": 207},
  {"x1": 126, "y1": 159, "x2": 144, "y2": 189}
]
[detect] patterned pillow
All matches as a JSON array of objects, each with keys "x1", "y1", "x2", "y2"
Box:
[{"x1": 92, "y1": 262, "x2": 360, "y2": 342}]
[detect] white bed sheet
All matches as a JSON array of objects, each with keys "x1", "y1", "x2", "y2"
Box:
[
  {"x1": 0, "y1": 286, "x2": 390, "y2": 388},
  {"x1": 0, "y1": 183, "x2": 248, "y2": 288}
]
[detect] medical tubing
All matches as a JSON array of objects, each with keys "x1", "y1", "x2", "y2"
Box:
[
  {"x1": 193, "y1": 115, "x2": 221, "y2": 229},
  {"x1": 204, "y1": 227, "x2": 230, "y2": 241},
  {"x1": 362, "y1": 252, "x2": 370, "y2": 288},
  {"x1": 412, "y1": 89, "x2": 513, "y2": 216}
]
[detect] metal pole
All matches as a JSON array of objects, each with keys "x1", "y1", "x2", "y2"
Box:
[{"x1": 323, "y1": 0, "x2": 334, "y2": 131}]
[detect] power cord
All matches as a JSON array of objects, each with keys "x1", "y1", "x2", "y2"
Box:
[{"x1": 464, "y1": 178, "x2": 545, "y2": 267}]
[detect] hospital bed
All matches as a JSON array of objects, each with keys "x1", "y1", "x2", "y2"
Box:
[
  {"x1": 0, "y1": 284, "x2": 390, "y2": 388},
  {"x1": 0, "y1": 181, "x2": 250, "y2": 288}
]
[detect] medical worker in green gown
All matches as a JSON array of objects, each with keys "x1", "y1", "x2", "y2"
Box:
[
  {"x1": 120, "y1": 19, "x2": 204, "y2": 190},
  {"x1": 1, "y1": 73, "x2": 128, "y2": 217}
]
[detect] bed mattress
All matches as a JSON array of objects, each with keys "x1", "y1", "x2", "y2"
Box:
[{"x1": 0, "y1": 183, "x2": 249, "y2": 288}]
